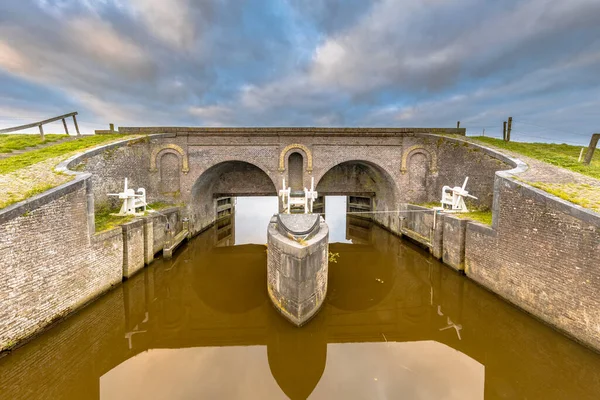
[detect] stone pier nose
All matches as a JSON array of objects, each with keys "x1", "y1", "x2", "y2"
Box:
[{"x1": 267, "y1": 214, "x2": 329, "y2": 326}]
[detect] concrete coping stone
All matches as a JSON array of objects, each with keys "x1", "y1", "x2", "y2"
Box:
[
  {"x1": 92, "y1": 226, "x2": 123, "y2": 242},
  {"x1": 121, "y1": 218, "x2": 144, "y2": 231},
  {"x1": 277, "y1": 213, "x2": 320, "y2": 236}
]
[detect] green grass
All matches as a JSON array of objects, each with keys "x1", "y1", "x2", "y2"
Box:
[
  {"x1": 470, "y1": 136, "x2": 600, "y2": 179},
  {"x1": 0, "y1": 182, "x2": 60, "y2": 209},
  {"x1": 455, "y1": 209, "x2": 493, "y2": 225},
  {"x1": 413, "y1": 202, "x2": 493, "y2": 225},
  {"x1": 146, "y1": 201, "x2": 175, "y2": 210},
  {"x1": 94, "y1": 205, "x2": 134, "y2": 233},
  {"x1": 0, "y1": 134, "x2": 128, "y2": 174},
  {"x1": 0, "y1": 134, "x2": 67, "y2": 153}
]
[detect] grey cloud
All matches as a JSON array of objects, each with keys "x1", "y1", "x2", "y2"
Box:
[{"x1": 0, "y1": 0, "x2": 598, "y2": 142}]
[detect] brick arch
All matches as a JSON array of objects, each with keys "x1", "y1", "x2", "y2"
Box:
[
  {"x1": 315, "y1": 159, "x2": 398, "y2": 204},
  {"x1": 279, "y1": 144, "x2": 313, "y2": 172},
  {"x1": 400, "y1": 145, "x2": 436, "y2": 174},
  {"x1": 150, "y1": 144, "x2": 189, "y2": 173},
  {"x1": 188, "y1": 160, "x2": 279, "y2": 233}
]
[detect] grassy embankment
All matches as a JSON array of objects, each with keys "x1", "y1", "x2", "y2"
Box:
[
  {"x1": 470, "y1": 136, "x2": 600, "y2": 179},
  {"x1": 470, "y1": 137, "x2": 600, "y2": 212},
  {"x1": 0, "y1": 134, "x2": 67, "y2": 153},
  {"x1": 0, "y1": 134, "x2": 130, "y2": 209},
  {"x1": 0, "y1": 134, "x2": 130, "y2": 174}
]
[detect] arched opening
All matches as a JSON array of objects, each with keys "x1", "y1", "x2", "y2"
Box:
[
  {"x1": 316, "y1": 160, "x2": 397, "y2": 233},
  {"x1": 190, "y1": 161, "x2": 277, "y2": 234},
  {"x1": 288, "y1": 152, "x2": 304, "y2": 191}
]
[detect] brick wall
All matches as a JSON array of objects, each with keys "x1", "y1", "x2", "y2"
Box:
[
  {"x1": 442, "y1": 215, "x2": 468, "y2": 271},
  {"x1": 0, "y1": 179, "x2": 123, "y2": 352},
  {"x1": 465, "y1": 175, "x2": 600, "y2": 350},
  {"x1": 122, "y1": 220, "x2": 145, "y2": 278}
]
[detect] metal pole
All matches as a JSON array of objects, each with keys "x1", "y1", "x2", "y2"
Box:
[
  {"x1": 73, "y1": 115, "x2": 81, "y2": 136},
  {"x1": 62, "y1": 118, "x2": 69, "y2": 135}
]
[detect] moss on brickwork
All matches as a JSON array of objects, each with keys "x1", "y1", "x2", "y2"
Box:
[
  {"x1": 413, "y1": 202, "x2": 493, "y2": 225},
  {"x1": 94, "y1": 206, "x2": 134, "y2": 232},
  {"x1": 455, "y1": 209, "x2": 493, "y2": 225}
]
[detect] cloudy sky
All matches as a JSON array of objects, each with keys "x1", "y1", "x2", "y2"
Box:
[{"x1": 0, "y1": 0, "x2": 599, "y2": 144}]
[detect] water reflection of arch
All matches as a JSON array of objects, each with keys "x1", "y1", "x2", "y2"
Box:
[
  {"x1": 191, "y1": 244, "x2": 268, "y2": 314},
  {"x1": 327, "y1": 242, "x2": 397, "y2": 312}
]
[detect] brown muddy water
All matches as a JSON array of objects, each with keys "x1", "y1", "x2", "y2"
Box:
[{"x1": 1, "y1": 196, "x2": 599, "y2": 400}]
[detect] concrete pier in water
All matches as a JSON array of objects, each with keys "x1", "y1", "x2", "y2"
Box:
[{"x1": 267, "y1": 214, "x2": 329, "y2": 326}]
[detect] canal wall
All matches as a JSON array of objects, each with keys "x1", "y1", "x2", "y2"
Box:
[
  {"x1": 0, "y1": 177, "x2": 123, "y2": 352},
  {"x1": 465, "y1": 171, "x2": 600, "y2": 351},
  {"x1": 0, "y1": 138, "x2": 185, "y2": 354},
  {"x1": 379, "y1": 150, "x2": 600, "y2": 351}
]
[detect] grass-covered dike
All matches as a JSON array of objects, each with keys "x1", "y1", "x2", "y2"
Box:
[
  {"x1": 0, "y1": 134, "x2": 67, "y2": 153},
  {"x1": 0, "y1": 134, "x2": 138, "y2": 210},
  {"x1": 0, "y1": 134, "x2": 129, "y2": 174},
  {"x1": 470, "y1": 136, "x2": 600, "y2": 179}
]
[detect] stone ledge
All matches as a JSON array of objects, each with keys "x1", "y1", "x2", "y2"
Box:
[
  {"x1": 119, "y1": 126, "x2": 467, "y2": 136},
  {"x1": 91, "y1": 226, "x2": 123, "y2": 242}
]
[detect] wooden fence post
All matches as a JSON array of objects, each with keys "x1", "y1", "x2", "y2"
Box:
[
  {"x1": 62, "y1": 118, "x2": 69, "y2": 135},
  {"x1": 73, "y1": 115, "x2": 81, "y2": 136},
  {"x1": 503, "y1": 121, "x2": 507, "y2": 141},
  {"x1": 507, "y1": 117, "x2": 512, "y2": 142},
  {"x1": 38, "y1": 124, "x2": 45, "y2": 140},
  {"x1": 583, "y1": 133, "x2": 600, "y2": 165},
  {"x1": 457, "y1": 121, "x2": 460, "y2": 129}
]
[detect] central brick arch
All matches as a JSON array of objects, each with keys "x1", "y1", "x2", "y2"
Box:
[
  {"x1": 316, "y1": 159, "x2": 399, "y2": 228},
  {"x1": 188, "y1": 160, "x2": 278, "y2": 233}
]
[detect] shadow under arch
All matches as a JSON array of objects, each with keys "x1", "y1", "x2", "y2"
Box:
[
  {"x1": 189, "y1": 160, "x2": 277, "y2": 234},
  {"x1": 316, "y1": 159, "x2": 397, "y2": 214}
]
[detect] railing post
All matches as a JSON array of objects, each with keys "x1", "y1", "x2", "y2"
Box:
[
  {"x1": 583, "y1": 133, "x2": 600, "y2": 165},
  {"x1": 38, "y1": 124, "x2": 45, "y2": 140},
  {"x1": 62, "y1": 118, "x2": 69, "y2": 135},
  {"x1": 72, "y1": 115, "x2": 81, "y2": 136}
]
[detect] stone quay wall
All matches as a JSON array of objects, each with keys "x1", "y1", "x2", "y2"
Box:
[
  {"x1": 380, "y1": 144, "x2": 600, "y2": 351},
  {"x1": 0, "y1": 177, "x2": 123, "y2": 352},
  {"x1": 0, "y1": 138, "x2": 185, "y2": 354}
]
